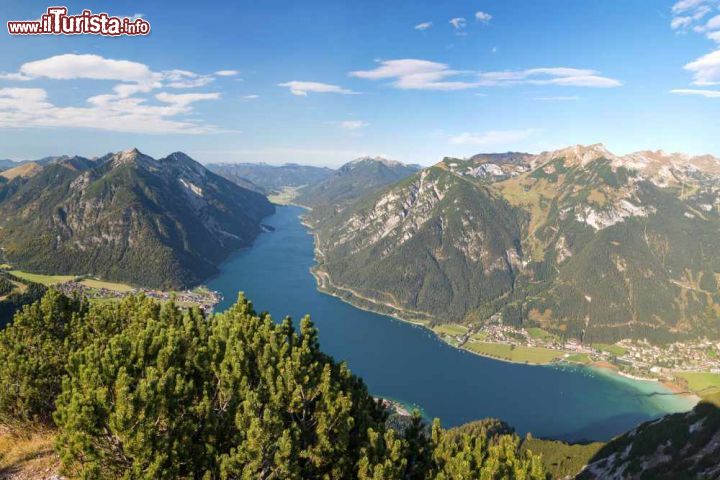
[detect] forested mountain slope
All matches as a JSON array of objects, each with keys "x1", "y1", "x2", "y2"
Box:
[
  {"x1": 0, "y1": 149, "x2": 274, "y2": 289},
  {"x1": 295, "y1": 156, "x2": 420, "y2": 210},
  {"x1": 312, "y1": 144, "x2": 720, "y2": 342}
]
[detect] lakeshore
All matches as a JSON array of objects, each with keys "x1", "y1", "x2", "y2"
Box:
[
  {"x1": 304, "y1": 214, "x2": 712, "y2": 404},
  {"x1": 207, "y1": 205, "x2": 700, "y2": 440},
  {"x1": 312, "y1": 260, "x2": 702, "y2": 403},
  {"x1": 1, "y1": 266, "x2": 222, "y2": 312}
]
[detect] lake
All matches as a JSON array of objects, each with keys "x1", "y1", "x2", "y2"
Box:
[{"x1": 208, "y1": 205, "x2": 695, "y2": 442}]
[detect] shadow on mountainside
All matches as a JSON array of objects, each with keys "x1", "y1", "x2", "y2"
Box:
[{"x1": 576, "y1": 397, "x2": 720, "y2": 479}]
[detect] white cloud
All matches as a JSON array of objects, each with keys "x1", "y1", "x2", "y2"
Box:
[
  {"x1": 0, "y1": 87, "x2": 220, "y2": 134},
  {"x1": 155, "y1": 92, "x2": 220, "y2": 107},
  {"x1": 449, "y1": 129, "x2": 537, "y2": 147},
  {"x1": 479, "y1": 67, "x2": 622, "y2": 87},
  {"x1": 673, "y1": 0, "x2": 707, "y2": 13},
  {"x1": 350, "y1": 59, "x2": 478, "y2": 90},
  {"x1": 475, "y1": 11, "x2": 492, "y2": 23},
  {"x1": 340, "y1": 120, "x2": 369, "y2": 130},
  {"x1": 449, "y1": 17, "x2": 466, "y2": 29},
  {"x1": 242, "y1": 94, "x2": 259, "y2": 100},
  {"x1": 415, "y1": 22, "x2": 432, "y2": 31},
  {"x1": 215, "y1": 70, "x2": 239, "y2": 76},
  {"x1": 0, "y1": 54, "x2": 230, "y2": 96},
  {"x1": 684, "y1": 49, "x2": 720, "y2": 84},
  {"x1": 278, "y1": 81, "x2": 358, "y2": 96},
  {"x1": 163, "y1": 69, "x2": 214, "y2": 89},
  {"x1": 0, "y1": 54, "x2": 230, "y2": 134},
  {"x1": 672, "y1": 16, "x2": 694, "y2": 29},
  {"x1": 0, "y1": 87, "x2": 48, "y2": 104},
  {"x1": 19, "y1": 54, "x2": 155, "y2": 82},
  {"x1": 350, "y1": 59, "x2": 621, "y2": 90},
  {"x1": 705, "y1": 14, "x2": 720, "y2": 30},
  {"x1": 0, "y1": 72, "x2": 32, "y2": 81},
  {"x1": 669, "y1": 1, "x2": 720, "y2": 88},
  {"x1": 670, "y1": 0, "x2": 717, "y2": 31},
  {"x1": 671, "y1": 88, "x2": 720, "y2": 97}
]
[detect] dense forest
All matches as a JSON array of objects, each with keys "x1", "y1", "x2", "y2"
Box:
[
  {"x1": 311, "y1": 147, "x2": 720, "y2": 343},
  {"x1": 0, "y1": 291, "x2": 547, "y2": 479},
  {"x1": 0, "y1": 151, "x2": 274, "y2": 290},
  {"x1": 0, "y1": 270, "x2": 47, "y2": 328}
]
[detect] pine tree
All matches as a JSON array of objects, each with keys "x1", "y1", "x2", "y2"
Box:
[
  {"x1": 1, "y1": 290, "x2": 547, "y2": 479},
  {"x1": 0, "y1": 290, "x2": 86, "y2": 423}
]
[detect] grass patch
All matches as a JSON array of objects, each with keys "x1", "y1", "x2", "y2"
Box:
[
  {"x1": 433, "y1": 324, "x2": 469, "y2": 337},
  {"x1": 80, "y1": 278, "x2": 134, "y2": 293},
  {"x1": 464, "y1": 342, "x2": 562, "y2": 365},
  {"x1": 496, "y1": 176, "x2": 558, "y2": 260},
  {"x1": 565, "y1": 353, "x2": 592, "y2": 364},
  {"x1": 470, "y1": 332, "x2": 487, "y2": 341},
  {"x1": 268, "y1": 186, "x2": 302, "y2": 205},
  {"x1": 593, "y1": 343, "x2": 628, "y2": 356},
  {"x1": 527, "y1": 327, "x2": 558, "y2": 341},
  {"x1": 8, "y1": 270, "x2": 75, "y2": 286},
  {"x1": 0, "y1": 425, "x2": 59, "y2": 478},
  {"x1": 675, "y1": 372, "x2": 720, "y2": 397}
]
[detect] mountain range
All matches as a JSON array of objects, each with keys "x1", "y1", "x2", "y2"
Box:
[
  {"x1": 0, "y1": 156, "x2": 75, "y2": 172},
  {"x1": 206, "y1": 162, "x2": 334, "y2": 195},
  {"x1": 308, "y1": 144, "x2": 720, "y2": 343},
  {"x1": 295, "y1": 156, "x2": 421, "y2": 210},
  {"x1": 0, "y1": 149, "x2": 274, "y2": 289}
]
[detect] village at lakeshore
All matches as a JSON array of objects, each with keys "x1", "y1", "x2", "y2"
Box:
[{"x1": 208, "y1": 206, "x2": 706, "y2": 441}]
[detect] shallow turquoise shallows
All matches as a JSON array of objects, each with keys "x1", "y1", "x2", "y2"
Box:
[{"x1": 208, "y1": 205, "x2": 695, "y2": 442}]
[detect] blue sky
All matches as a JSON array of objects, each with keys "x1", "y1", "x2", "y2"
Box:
[{"x1": 0, "y1": 0, "x2": 718, "y2": 166}]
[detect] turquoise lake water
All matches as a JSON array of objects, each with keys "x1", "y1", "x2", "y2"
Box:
[{"x1": 208, "y1": 205, "x2": 695, "y2": 441}]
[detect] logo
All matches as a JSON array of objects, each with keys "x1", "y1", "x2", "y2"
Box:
[{"x1": 7, "y1": 7, "x2": 151, "y2": 36}]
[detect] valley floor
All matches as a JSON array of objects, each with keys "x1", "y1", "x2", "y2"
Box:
[{"x1": 1, "y1": 267, "x2": 221, "y2": 312}]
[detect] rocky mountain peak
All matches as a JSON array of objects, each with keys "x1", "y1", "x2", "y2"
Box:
[
  {"x1": 111, "y1": 148, "x2": 145, "y2": 166},
  {"x1": 539, "y1": 143, "x2": 617, "y2": 167},
  {"x1": 161, "y1": 152, "x2": 208, "y2": 180},
  {"x1": 345, "y1": 156, "x2": 404, "y2": 170}
]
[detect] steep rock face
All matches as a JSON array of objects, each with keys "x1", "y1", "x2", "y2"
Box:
[
  {"x1": 577, "y1": 400, "x2": 720, "y2": 479},
  {"x1": 0, "y1": 149, "x2": 274, "y2": 289},
  {"x1": 313, "y1": 166, "x2": 524, "y2": 322},
  {"x1": 313, "y1": 145, "x2": 720, "y2": 342}
]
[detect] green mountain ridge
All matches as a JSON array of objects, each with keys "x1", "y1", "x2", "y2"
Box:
[
  {"x1": 0, "y1": 149, "x2": 274, "y2": 289},
  {"x1": 295, "y1": 156, "x2": 421, "y2": 211},
  {"x1": 310, "y1": 144, "x2": 720, "y2": 343}
]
